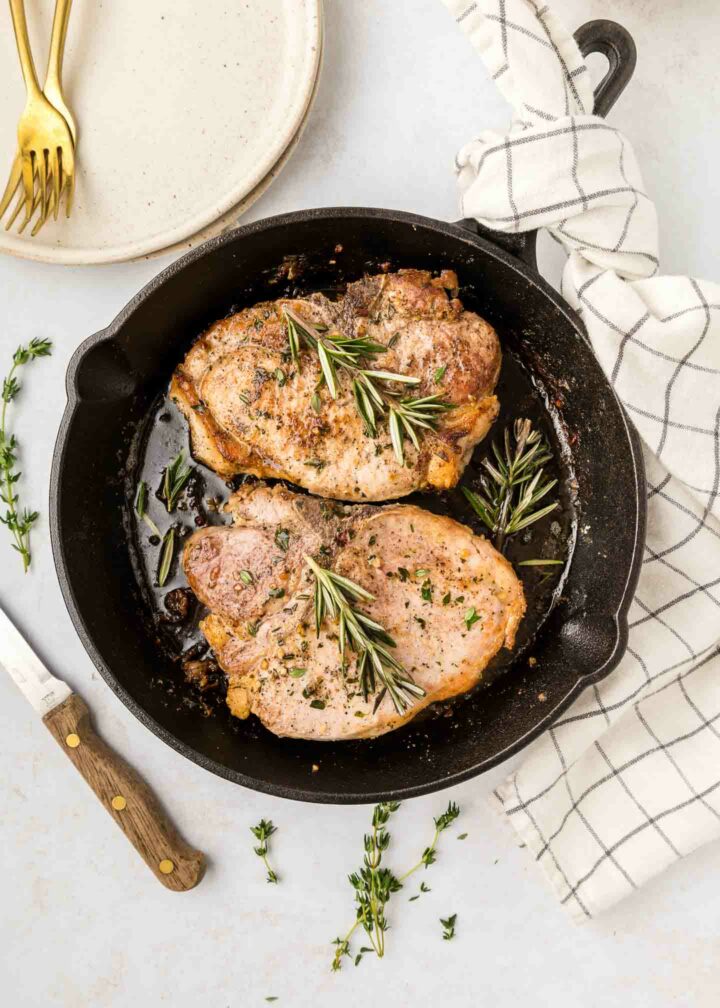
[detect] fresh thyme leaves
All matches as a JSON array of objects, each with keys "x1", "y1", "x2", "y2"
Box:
[
  {"x1": 434, "y1": 364, "x2": 447, "y2": 383},
  {"x1": 250, "y1": 819, "x2": 279, "y2": 884},
  {"x1": 247, "y1": 620, "x2": 259, "y2": 636},
  {"x1": 283, "y1": 306, "x2": 453, "y2": 465},
  {"x1": 440, "y1": 913, "x2": 457, "y2": 940},
  {"x1": 239, "y1": 569, "x2": 254, "y2": 586},
  {"x1": 304, "y1": 555, "x2": 425, "y2": 715},
  {"x1": 405, "y1": 801, "x2": 460, "y2": 873},
  {"x1": 409, "y1": 881, "x2": 431, "y2": 901},
  {"x1": 134, "y1": 482, "x2": 161, "y2": 538},
  {"x1": 462, "y1": 418, "x2": 558, "y2": 554},
  {"x1": 157, "y1": 527, "x2": 176, "y2": 587},
  {"x1": 464, "y1": 608, "x2": 481, "y2": 631},
  {"x1": 274, "y1": 367, "x2": 286, "y2": 386},
  {"x1": 457, "y1": 833, "x2": 468, "y2": 840},
  {"x1": 162, "y1": 452, "x2": 193, "y2": 512},
  {"x1": 0, "y1": 338, "x2": 52, "y2": 571},
  {"x1": 331, "y1": 801, "x2": 402, "y2": 971},
  {"x1": 331, "y1": 800, "x2": 461, "y2": 971}
]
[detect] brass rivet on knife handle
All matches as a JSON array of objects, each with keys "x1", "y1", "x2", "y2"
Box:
[{"x1": 43, "y1": 694, "x2": 205, "y2": 891}]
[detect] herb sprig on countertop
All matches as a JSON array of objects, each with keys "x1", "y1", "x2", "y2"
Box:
[
  {"x1": 462, "y1": 418, "x2": 558, "y2": 554},
  {"x1": 440, "y1": 913, "x2": 457, "y2": 941},
  {"x1": 0, "y1": 338, "x2": 52, "y2": 571},
  {"x1": 284, "y1": 307, "x2": 453, "y2": 465},
  {"x1": 331, "y1": 800, "x2": 461, "y2": 971},
  {"x1": 304, "y1": 555, "x2": 425, "y2": 715},
  {"x1": 251, "y1": 818, "x2": 279, "y2": 884}
]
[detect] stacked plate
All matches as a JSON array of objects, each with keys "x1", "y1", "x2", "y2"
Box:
[{"x1": 0, "y1": 0, "x2": 322, "y2": 264}]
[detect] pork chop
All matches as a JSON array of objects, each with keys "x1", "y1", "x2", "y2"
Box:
[
  {"x1": 182, "y1": 482, "x2": 525, "y2": 740},
  {"x1": 171, "y1": 269, "x2": 501, "y2": 502}
]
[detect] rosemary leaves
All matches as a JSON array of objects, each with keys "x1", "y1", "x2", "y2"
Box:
[
  {"x1": 251, "y1": 819, "x2": 279, "y2": 884},
  {"x1": 284, "y1": 307, "x2": 452, "y2": 465},
  {"x1": 0, "y1": 338, "x2": 52, "y2": 571},
  {"x1": 331, "y1": 800, "x2": 461, "y2": 971},
  {"x1": 157, "y1": 527, "x2": 176, "y2": 587},
  {"x1": 462, "y1": 418, "x2": 558, "y2": 554},
  {"x1": 134, "y1": 481, "x2": 161, "y2": 538},
  {"x1": 304, "y1": 555, "x2": 425, "y2": 714},
  {"x1": 162, "y1": 451, "x2": 193, "y2": 512}
]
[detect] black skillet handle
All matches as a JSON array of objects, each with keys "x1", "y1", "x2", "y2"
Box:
[{"x1": 455, "y1": 19, "x2": 637, "y2": 271}]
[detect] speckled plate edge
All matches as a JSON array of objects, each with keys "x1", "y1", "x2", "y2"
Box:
[
  {"x1": 0, "y1": 0, "x2": 322, "y2": 266},
  {"x1": 140, "y1": 27, "x2": 323, "y2": 263}
]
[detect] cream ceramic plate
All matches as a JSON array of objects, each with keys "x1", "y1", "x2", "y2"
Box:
[
  {"x1": 0, "y1": 0, "x2": 321, "y2": 265},
  {"x1": 152, "y1": 29, "x2": 323, "y2": 262}
]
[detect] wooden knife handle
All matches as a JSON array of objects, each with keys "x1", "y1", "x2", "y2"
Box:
[{"x1": 43, "y1": 693, "x2": 206, "y2": 891}]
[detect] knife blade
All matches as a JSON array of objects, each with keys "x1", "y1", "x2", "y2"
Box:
[
  {"x1": 0, "y1": 606, "x2": 72, "y2": 716},
  {"x1": 0, "y1": 605, "x2": 205, "y2": 891}
]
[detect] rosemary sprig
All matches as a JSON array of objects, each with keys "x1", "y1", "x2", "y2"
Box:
[
  {"x1": 251, "y1": 819, "x2": 279, "y2": 884},
  {"x1": 157, "y1": 527, "x2": 175, "y2": 587},
  {"x1": 284, "y1": 307, "x2": 453, "y2": 465},
  {"x1": 0, "y1": 338, "x2": 52, "y2": 572},
  {"x1": 304, "y1": 555, "x2": 425, "y2": 715},
  {"x1": 134, "y1": 481, "x2": 161, "y2": 538},
  {"x1": 517, "y1": 558, "x2": 564, "y2": 567},
  {"x1": 462, "y1": 418, "x2": 558, "y2": 554},
  {"x1": 331, "y1": 800, "x2": 461, "y2": 971},
  {"x1": 161, "y1": 451, "x2": 193, "y2": 512}
]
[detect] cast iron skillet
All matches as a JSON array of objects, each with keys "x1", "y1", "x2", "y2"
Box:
[{"x1": 50, "y1": 21, "x2": 645, "y2": 803}]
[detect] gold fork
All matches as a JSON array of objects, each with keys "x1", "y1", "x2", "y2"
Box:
[{"x1": 0, "y1": 0, "x2": 76, "y2": 235}]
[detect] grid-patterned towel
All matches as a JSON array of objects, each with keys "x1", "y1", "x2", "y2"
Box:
[{"x1": 442, "y1": 0, "x2": 720, "y2": 920}]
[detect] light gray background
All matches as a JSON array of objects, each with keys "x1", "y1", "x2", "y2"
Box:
[{"x1": 1, "y1": 1, "x2": 717, "y2": 1005}]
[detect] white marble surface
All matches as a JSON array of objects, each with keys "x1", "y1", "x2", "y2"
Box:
[{"x1": 1, "y1": 1, "x2": 718, "y2": 1005}]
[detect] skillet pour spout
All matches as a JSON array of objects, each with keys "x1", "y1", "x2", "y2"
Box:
[{"x1": 51, "y1": 20, "x2": 644, "y2": 803}]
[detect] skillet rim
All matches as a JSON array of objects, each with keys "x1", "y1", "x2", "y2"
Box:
[{"x1": 49, "y1": 206, "x2": 647, "y2": 803}]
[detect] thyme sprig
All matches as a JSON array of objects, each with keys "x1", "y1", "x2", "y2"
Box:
[
  {"x1": 440, "y1": 913, "x2": 457, "y2": 941},
  {"x1": 161, "y1": 451, "x2": 193, "y2": 512},
  {"x1": 284, "y1": 307, "x2": 453, "y2": 465},
  {"x1": 0, "y1": 338, "x2": 52, "y2": 571},
  {"x1": 331, "y1": 800, "x2": 461, "y2": 971},
  {"x1": 304, "y1": 555, "x2": 425, "y2": 715},
  {"x1": 251, "y1": 819, "x2": 279, "y2": 884},
  {"x1": 462, "y1": 418, "x2": 558, "y2": 554}
]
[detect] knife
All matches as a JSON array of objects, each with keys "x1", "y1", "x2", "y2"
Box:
[{"x1": 0, "y1": 606, "x2": 205, "y2": 891}]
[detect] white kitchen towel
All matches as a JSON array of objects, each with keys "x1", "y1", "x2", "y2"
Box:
[{"x1": 442, "y1": 0, "x2": 720, "y2": 919}]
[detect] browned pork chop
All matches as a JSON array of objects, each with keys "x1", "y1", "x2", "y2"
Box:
[
  {"x1": 182, "y1": 482, "x2": 525, "y2": 741},
  {"x1": 171, "y1": 269, "x2": 501, "y2": 502}
]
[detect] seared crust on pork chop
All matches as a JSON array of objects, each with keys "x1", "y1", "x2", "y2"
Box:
[
  {"x1": 171, "y1": 270, "x2": 501, "y2": 502},
  {"x1": 183, "y1": 482, "x2": 525, "y2": 740}
]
